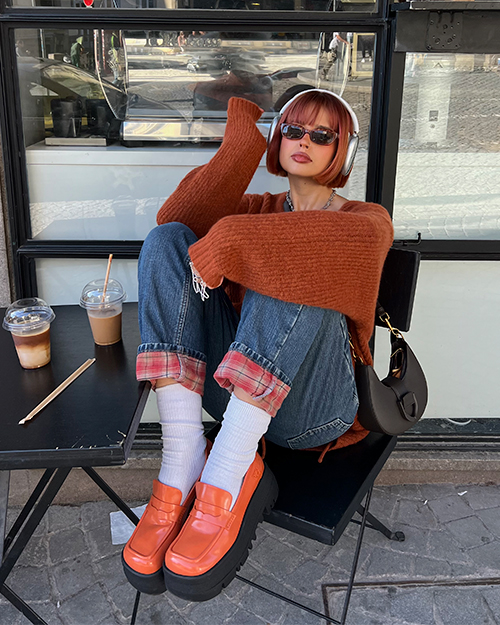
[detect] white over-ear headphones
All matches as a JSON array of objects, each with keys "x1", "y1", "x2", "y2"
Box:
[{"x1": 268, "y1": 88, "x2": 359, "y2": 177}]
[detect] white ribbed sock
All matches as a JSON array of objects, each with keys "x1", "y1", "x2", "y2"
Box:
[
  {"x1": 157, "y1": 383, "x2": 206, "y2": 504},
  {"x1": 201, "y1": 394, "x2": 271, "y2": 510}
]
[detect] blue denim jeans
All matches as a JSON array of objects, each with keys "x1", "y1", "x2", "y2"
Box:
[{"x1": 138, "y1": 222, "x2": 358, "y2": 450}]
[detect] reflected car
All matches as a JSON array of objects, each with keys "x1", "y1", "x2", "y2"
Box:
[{"x1": 16, "y1": 56, "x2": 180, "y2": 141}]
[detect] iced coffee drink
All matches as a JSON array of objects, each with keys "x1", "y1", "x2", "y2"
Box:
[
  {"x1": 87, "y1": 308, "x2": 122, "y2": 346},
  {"x1": 3, "y1": 298, "x2": 56, "y2": 369},
  {"x1": 80, "y1": 279, "x2": 126, "y2": 346}
]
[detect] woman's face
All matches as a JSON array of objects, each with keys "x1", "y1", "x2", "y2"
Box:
[{"x1": 278, "y1": 109, "x2": 337, "y2": 181}]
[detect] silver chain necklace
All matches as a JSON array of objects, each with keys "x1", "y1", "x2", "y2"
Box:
[{"x1": 286, "y1": 189, "x2": 337, "y2": 212}]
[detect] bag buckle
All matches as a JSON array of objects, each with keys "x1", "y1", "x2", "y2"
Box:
[
  {"x1": 379, "y1": 312, "x2": 403, "y2": 338},
  {"x1": 397, "y1": 392, "x2": 419, "y2": 422}
]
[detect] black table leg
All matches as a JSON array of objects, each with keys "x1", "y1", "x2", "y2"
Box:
[
  {"x1": 1, "y1": 584, "x2": 48, "y2": 625},
  {"x1": 0, "y1": 470, "x2": 9, "y2": 560},
  {"x1": 3, "y1": 468, "x2": 55, "y2": 553},
  {"x1": 83, "y1": 467, "x2": 140, "y2": 525},
  {"x1": 0, "y1": 467, "x2": 71, "y2": 587},
  {"x1": 1, "y1": 465, "x2": 141, "y2": 624}
]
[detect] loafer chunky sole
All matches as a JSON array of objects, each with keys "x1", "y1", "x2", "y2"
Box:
[
  {"x1": 122, "y1": 553, "x2": 166, "y2": 595},
  {"x1": 163, "y1": 456, "x2": 278, "y2": 602}
]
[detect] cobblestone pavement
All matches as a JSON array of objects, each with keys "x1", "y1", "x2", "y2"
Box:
[{"x1": 2, "y1": 483, "x2": 500, "y2": 625}]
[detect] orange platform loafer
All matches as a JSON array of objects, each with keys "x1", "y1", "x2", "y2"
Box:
[
  {"x1": 163, "y1": 452, "x2": 279, "y2": 601},
  {"x1": 121, "y1": 479, "x2": 196, "y2": 594},
  {"x1": 122, "y1": 441, "x2": 211, "y2": 595}
]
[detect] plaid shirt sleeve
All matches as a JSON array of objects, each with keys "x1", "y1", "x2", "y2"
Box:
[
  {"x1": 136, "y1": 351, "x2": 206, "y2": 395},
  {"x1": 214, "y1": 350, "x2": 290, "y2": 417}
]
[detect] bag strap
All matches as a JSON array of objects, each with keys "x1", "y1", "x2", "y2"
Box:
[{"x1": 349, "y1": 300, "x2": 404, "y2": 365}]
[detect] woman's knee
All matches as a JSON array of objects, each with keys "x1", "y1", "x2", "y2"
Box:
[{"x1": 142, "y1": 223, "x2": 197, "y2": 258}]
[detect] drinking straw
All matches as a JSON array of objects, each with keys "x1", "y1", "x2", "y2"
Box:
[
  {"x1": 19, "y1": 358, "x2": 96, "y2": 425},
  {"x1": 101, "y1": 254, "x2": 113, "y2": 303}
]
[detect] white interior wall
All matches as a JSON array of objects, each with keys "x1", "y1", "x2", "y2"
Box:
[{"x1": 374, "y1": 261, "x2": 500, "y2": 420}]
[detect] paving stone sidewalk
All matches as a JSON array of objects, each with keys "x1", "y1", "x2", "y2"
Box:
[{"x1": 2, "y1": 483, "x2": 500, "y2": 625}]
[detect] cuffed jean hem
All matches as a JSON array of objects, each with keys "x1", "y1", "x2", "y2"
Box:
[
  {"x1": 214, "y1": 345, "x2": 291, "y2": 418},
  {"x1": 137, "y1": 343, "x2": 206, "y2": 362},
  {"x1": 285, "y1": 417, "x2": 356, "y2": 450},
  {"x1": 136, "y1": 346, "x2": 206, "y2": 395}
]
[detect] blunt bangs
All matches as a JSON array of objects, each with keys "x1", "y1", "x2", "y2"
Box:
[{"x1": 266, "y1": 91, "x2": 355, "y2": 188}]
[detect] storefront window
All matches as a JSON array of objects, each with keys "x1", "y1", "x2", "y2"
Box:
[
  {"x1": 393, "y1": 52, "x2": 500, "y2": 241},
  {"x1": 17, "y1": 28, "x2": 375, "y2": 242}
]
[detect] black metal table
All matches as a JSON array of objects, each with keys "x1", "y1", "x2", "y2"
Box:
[{"x1": 0, "y1": 303, "x2": 149, "y2": 624}]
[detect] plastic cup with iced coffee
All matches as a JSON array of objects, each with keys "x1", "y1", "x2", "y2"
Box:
[
  {"x1": 80, "y1": 279, "x2": 126, "y2": 346},
  {"x1": 3, "y1": 298, "x2": 56, "y2": 369}
]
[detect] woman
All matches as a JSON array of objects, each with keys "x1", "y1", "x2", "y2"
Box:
[{"x1": 122, "y1": 89, "x2": 393, "y2": 602}]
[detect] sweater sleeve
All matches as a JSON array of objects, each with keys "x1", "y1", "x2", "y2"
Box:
[
  {"x1": 155, "y1": 98, "x2": 268, "y2": 239},
  {"x1": 188, "y1": 202, "x2": 394, "y2": 338}
]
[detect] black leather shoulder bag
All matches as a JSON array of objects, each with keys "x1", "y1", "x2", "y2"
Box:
[{"x1": 352, "y1": 304, "x2": 428, "y2": 436}]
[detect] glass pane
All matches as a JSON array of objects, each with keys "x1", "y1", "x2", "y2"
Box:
[
  {"x1": 36, "y1": 257, "x2": 139, "y2": 304},
  {"x1": 17, "y1": 28, "x2": 375, "y2": 240},
  {"x1": 393, "y1": 53, "x2": 500, "y2": 241},
  {"x1": 10, "y1": 0, "x2": 377, "y2": 12},
  {"x1": 374, "y1": 261, "x2": 500, "y2": 421}
]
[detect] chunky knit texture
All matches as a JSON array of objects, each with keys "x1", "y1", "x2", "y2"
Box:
[{"x1": 156, "y1": 97, "x2": 394, "y2": 451}]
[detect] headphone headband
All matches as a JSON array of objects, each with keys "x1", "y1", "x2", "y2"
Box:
[{"x1": 277, "y1": 88, "x2": 359, "y2": 134}]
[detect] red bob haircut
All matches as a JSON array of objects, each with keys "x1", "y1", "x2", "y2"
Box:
[{"x1": 266, "y1": 90, "x2": 355, "y2": 189}]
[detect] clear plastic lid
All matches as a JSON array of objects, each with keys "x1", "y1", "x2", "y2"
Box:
[
  {"x1": 3, "y1": 298, "x2": 56, "y2": 333},
  {"x1": 79, "y1": 278, "x2": 127, "y2": 310}
]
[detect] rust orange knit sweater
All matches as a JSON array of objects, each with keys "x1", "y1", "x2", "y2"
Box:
[{"x1": 157, "y1": 97, "x2": 394, "y2": 450}]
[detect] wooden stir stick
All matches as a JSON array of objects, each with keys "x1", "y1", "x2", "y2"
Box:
[{"x1": 19, "y1": 358, "x2": 96, "y2": 425}]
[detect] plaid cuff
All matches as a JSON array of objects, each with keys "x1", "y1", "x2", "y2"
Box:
[
  {"x1": 214, "y1": 350, "x2": 290, "y2": 417},
  {"x1": 136, "y1": 351, "x2": 206, "y2": 395}
]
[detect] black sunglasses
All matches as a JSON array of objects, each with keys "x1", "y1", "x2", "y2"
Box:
[{"x1": 280, "y1": 123, "x2": 338, "y2": 146}]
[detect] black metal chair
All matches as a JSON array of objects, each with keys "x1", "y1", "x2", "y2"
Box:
[{"x1": 130, "y1": 247, "x2": 421, "y2": 625}]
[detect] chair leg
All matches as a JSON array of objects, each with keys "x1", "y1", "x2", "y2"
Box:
[
  {"x1": 339, "y1": 486, "x2": 374, "y2": 625},
  {"x1": 355, "y1": 505, "x2": 405, "y2": 542},
  {"x1": 130, "y1": 591, "x2": 141, "y2": 625},
  {"x1": 235, "y1": 574, "x2": 341, "y2": 624}
]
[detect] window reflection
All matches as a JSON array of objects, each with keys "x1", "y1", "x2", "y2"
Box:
[
  {"x1": 18, "y1": 28, "x2": 365, "y2": 144},
  {"x1": 10, "y1": 0, "x2": 377, "y2": 11},
  {"x1": 393, "y1": 53, "x2": 500, "y2": 241},
  {"x1": 15, "y1": 28, "x2": 374, "y2": 241}
]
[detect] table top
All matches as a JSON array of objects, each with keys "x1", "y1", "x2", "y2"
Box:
[{"x1": 0, "y1": 303, "x2": 149, "y2": 471}]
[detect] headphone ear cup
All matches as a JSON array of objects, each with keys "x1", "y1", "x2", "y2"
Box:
[
  {"x1": 341, "y1": 134, "x2": 359, "y2": 177},
  {"x1": 267, "y1": 115, "x2": 280, "y2": 147}
]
